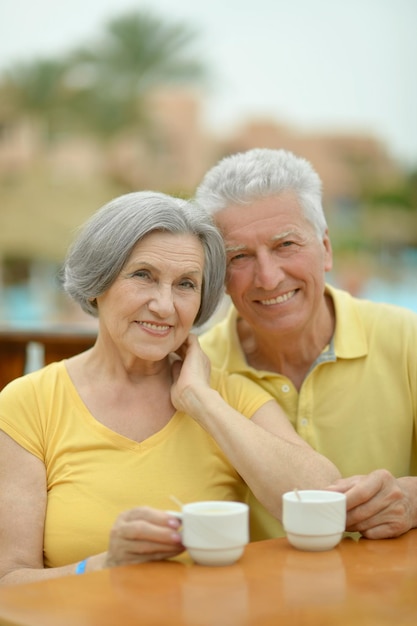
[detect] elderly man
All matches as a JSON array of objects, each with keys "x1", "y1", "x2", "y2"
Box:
[{"x1": 195, "y1": 148, "x2": 417, "y2": 540}]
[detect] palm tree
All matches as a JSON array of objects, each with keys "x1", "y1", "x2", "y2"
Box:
[
  {"x1": 0, "y1": 9, "x2": 208, "y2": 139},
  {"x1": 62, "y1": 9, "x2": 208, "y2": 137},
  {"x1": 1, "y1": 57, "x2": 73, "y2": 140}
]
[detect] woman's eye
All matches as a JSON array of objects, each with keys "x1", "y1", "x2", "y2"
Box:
[
  {"x1": 180, "y1": 279, "x2": 197, "y2": 290},
  {"x1": 133, "y1": 270, "x2": 151, "y2": 279}
]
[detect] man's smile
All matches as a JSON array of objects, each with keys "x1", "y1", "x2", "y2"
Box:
[{"x1": 258, "y1": 289, "x2": 297, "y2": 306}]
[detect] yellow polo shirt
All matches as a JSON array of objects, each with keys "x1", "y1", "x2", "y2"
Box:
[{"x1": 200, "y1": 284, "x2": 417, "y2": 538}]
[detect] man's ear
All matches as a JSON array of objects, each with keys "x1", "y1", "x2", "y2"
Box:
[{"x1": 323, "y1": 230, "x2": 333, "y2": 272}]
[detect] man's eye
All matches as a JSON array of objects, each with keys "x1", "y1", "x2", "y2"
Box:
[
  {"x1": 229, "y1": 252, "x2": 248, "y2": 262},
  {"x1": 280, "y1": 241, "x2": 294, "y2": 248}
]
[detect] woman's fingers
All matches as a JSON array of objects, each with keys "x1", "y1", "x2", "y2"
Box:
[{"x1": 107, "y1": 507, "x2": 183, "y2": 566}]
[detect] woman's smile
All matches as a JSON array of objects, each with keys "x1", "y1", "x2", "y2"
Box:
[{"x1": 135, "y1": 320, "x2": 172, "y2": 334}]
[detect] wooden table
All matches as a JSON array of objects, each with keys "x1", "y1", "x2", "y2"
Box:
[{"x1": 0, "y1": 531, "x2": 416, "y2": 626}]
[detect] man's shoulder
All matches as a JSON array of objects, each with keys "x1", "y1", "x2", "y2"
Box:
[
  {"x1": 329, "y1": 283, "x2": 417, "y2": 319},
  {"x1": 199, "y1": 306, "x2": 237, "y2": 368},
  {"x1": 199, "y1": 320, "x2": 230, "y2": 367},
  {"x1": 329, "y1": 283, "x2": 417, "y2": 340}
]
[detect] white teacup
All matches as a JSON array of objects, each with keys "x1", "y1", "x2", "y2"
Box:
[
  {"x1": 180, "y1": 501, "x2": 249, "y2": 566},
  {"x1": 282, "y1": 490, "x2": 347, "y2": 552}
]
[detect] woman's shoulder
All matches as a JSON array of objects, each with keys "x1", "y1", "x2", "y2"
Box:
[{"x1": 0, "y1": 361, "x2": 69, "y2": 398}]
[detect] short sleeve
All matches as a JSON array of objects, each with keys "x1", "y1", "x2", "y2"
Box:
[
  {"x1": 210, "y1": 368, "x2": 274, "y2": 419},
  {"x1": 0, "y1": 375, "x2": 45, "y2": 460}
]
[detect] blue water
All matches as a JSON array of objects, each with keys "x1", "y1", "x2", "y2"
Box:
[
  {"x1": 331, "y1": 249, "x2": 417, "y2": 314},
  {"x1": 1, "y1": 254, "x2": 416, "y2": 324},
  {"x1": 359, "y1": 275, "x2": 417, "y2": 312}
]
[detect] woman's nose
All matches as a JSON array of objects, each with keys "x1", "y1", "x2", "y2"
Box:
[{"x1": 148, "y1": 286, "x2": 175, "y2": 316}]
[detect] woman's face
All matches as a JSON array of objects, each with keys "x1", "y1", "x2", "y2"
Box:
[{"x1": 96, "y1": 231, "x2": 205, "y2": 363}]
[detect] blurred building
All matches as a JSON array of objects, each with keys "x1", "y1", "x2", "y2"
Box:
[
  {"x1": 0, "y1": 86, "x2": 413, "y2": 323},
  {"x1": 0, "y1": 86, "x2": 405, "y2": 208},
  {"x1": 219, "y1": 118, "x2": 403, "y2": 202}
]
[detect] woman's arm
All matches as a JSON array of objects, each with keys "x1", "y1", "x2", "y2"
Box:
[
  {"x1": 171, "y1": 334, "x2": 341, "y2": 519},
  {"x1": 0, "y1": 431, "x2": 182, "y2": 586}
]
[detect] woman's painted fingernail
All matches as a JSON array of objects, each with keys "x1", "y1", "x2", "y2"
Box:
[{"x1": 168, "y1": 518, "x2": 181, "y2": 529}]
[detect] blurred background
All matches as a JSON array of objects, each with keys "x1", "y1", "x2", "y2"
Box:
[{"x1": 0, "y1": 0, "x2": 416, "y2": 328}]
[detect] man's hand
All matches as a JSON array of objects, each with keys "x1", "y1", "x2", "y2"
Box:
[{"x1": 327, "y1": 469, "x2": 417, "y2": 539}]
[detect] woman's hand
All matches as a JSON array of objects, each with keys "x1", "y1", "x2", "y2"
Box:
[
  {"x1": 170, "y1": 334, "x2": 212, "y2": 417},
  {"x1": 106, "y1": 507, "x2": 184, "y2": 567}
]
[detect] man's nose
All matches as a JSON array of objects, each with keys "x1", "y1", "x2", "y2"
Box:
[{"x1": 254, "y1": 251, "x2": 285, "y2": 290}]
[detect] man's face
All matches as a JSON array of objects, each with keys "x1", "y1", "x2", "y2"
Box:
[{"x1": 214, "y1": 193, "x2": 333, "y2": 336}]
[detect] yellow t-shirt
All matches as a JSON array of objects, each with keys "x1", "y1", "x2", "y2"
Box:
[
  {"x1": 200, "y1": 284, "x2": 417, "y2": 538},
  {"x1": 0, "y1": 362, "x2": 273, "y2": 567}
]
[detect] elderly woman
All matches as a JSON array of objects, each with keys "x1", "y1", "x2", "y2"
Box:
[{"x1": 0, "y1": 191, "x2": 340, "y2": 585}]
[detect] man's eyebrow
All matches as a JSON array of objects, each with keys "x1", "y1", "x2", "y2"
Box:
[
  {"x1": 271, "y1": 230, "x2": 298, "y2": 241},
  {"x1": 225, "y1": 244, "x2": 248, "y2": 253},
  {"x1": 225, "y1": 230, "x2": 302, "y2": 253}
]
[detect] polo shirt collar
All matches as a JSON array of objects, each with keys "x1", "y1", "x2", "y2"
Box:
[
  {"x1": 225, "y1": 283, "x2": 368, "y2": 373},
  {"x1": 325, "y1": 284, "x2": 368, "y2": 359},
  {"x1": 223, "y1": 306, "x2": 255, "y2": 374}
]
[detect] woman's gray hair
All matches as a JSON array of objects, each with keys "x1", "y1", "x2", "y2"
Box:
[
  {"x1": 62, "y1": 191, "x2": 226, "y2": 326},
  {"x1": 195, "y1": 148, "x2": 327, "y2": 237}
]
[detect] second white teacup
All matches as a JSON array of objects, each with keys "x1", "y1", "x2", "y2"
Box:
[
  {"x1": 180, "y1": 501, "x2": 249, "y2": 566},
  {"x1": 282, "y1": 490, "x2": 347, "y2": 552}
]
